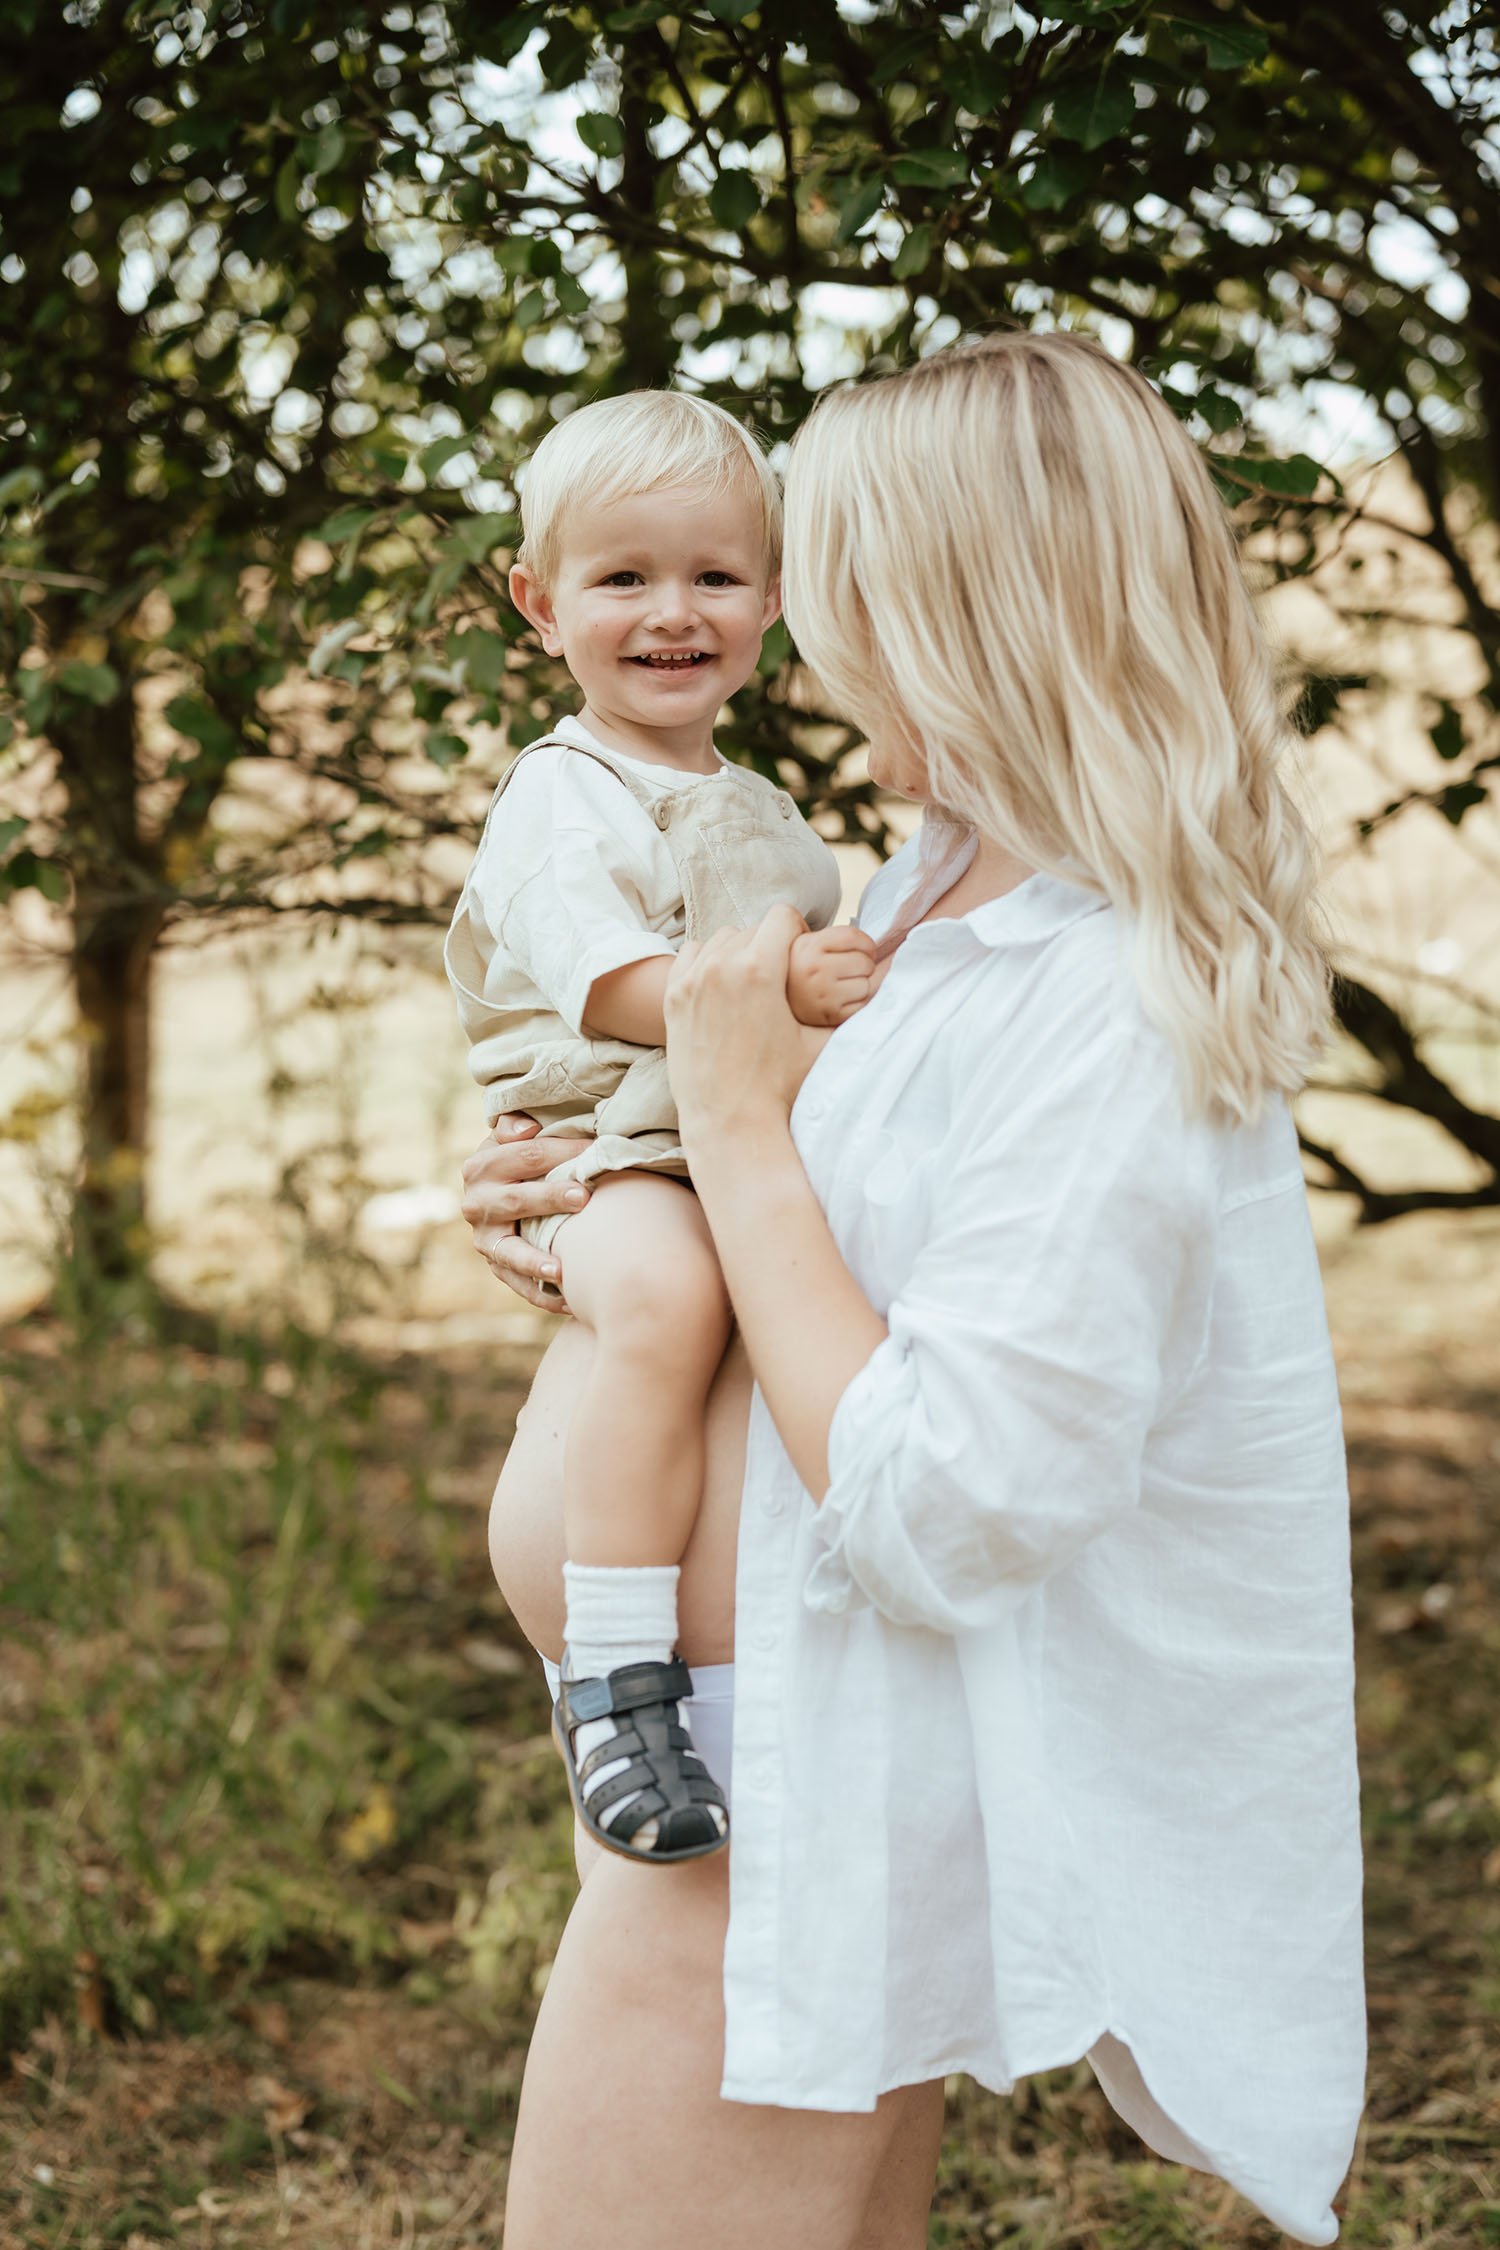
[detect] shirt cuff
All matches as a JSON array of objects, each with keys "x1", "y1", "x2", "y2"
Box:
[
  {"x1": 803, "y1": 1333, "x2": 908, "y2": 1618},
  {"x1": 560, "y1": 932, "x2": 679, "y2": 1039}
]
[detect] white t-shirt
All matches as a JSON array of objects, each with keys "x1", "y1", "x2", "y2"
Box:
[{"x1": 462, "y1": 713, "x2": 731, "y2": 1037}]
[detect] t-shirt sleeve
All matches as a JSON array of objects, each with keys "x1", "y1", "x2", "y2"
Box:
[{"x1": 464, "y1": 749, "x2": 682, "y2": 1036}]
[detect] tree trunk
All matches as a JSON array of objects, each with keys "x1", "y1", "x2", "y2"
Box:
[{"x1": 54, "y1": 671, "x2": 164, "y2": 1283}]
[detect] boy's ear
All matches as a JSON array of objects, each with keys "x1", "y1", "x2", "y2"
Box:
[
  {"x1": 509, "y1": 562, "x2": 564, "y2": 655},
  {"x1": 761, "y1": 573, "x2": 783, "y2": 632}
]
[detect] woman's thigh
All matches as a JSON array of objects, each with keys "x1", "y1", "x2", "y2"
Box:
[
  {"x1": 489, "y1": 1320, "x2": 749, "y2": 1664},
  {"x1": 503, "y1": 1848, "x2": 944, "y2": 2250}
]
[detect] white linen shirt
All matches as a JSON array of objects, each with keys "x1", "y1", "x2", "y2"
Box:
[{"x1": 723, "y1": 813, "x2": 1365, "y2": 2247}]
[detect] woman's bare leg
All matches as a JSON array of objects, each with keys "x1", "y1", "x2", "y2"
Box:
[{"x1": 503, "y1": 1850, "x2": 942, "y2": 2250}]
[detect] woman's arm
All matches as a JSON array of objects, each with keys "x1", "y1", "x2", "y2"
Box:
[
  {"x1": 667, "y1": 909, "x2": 1218, "y2": 1634},
  {"x1": 665, "y1": 909, "x2": 885, "y2": 1497}
]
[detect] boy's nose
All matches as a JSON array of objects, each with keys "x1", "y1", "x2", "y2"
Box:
[{"x1": 645, "y1": 584, "x2": 699, "y2": 631}]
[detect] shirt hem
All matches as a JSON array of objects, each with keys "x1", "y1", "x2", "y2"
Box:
[{"x1": 720, "y1": 2017, "x2": 1346, "y2": 2247}]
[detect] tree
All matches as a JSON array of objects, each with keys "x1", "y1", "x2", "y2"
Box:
[{"x1": 3, "y1": 0, "x2": 1498, "y2": 1280}]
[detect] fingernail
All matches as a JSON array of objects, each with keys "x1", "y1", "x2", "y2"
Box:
[
  {"x1": 544, "y1": 1262, "x2": 562, "y2": 1282},
  {"x1": 565, "y1": 1186, "x2": 587, "y2": 1205}
]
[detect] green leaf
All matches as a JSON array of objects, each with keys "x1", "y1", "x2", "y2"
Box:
[
  {"x1": 420, "y1": 432, "x2": 473, "y2": 479},
  {"x1": 1195, "y1": 385, "x2": 1243, "y2": 434},
  {"x1": 310, "y1": 122, "x2": 348, "y2": 176},
  {"x1": 577, "y1": 112, "x2": 624, "y2": 159},
  {"x1": 450, "y1": 513, "x2": 515, "y2": 565},
  {"x1": 274, "y1": 153, "x2": 301, "y2": 224},
  {"x1": 165, "y1": 695, "x2": 238, "y2": 759},
  {"x1": 892, "y1": 223, "x2": 933, "y2": 280},
  {"x1": 316, "y1": 505, "x2": 380, "y2": 543},
  {"x1": 425, "y1": 731, "x2": 468, "y2": 768},
  {"x1": 0, "y1": 466, "x2": 43, "y2": 509},
  {"x1": 890, "y1": 149, "x2": 972, "y2": 189},
  {"x1": 0, "y1": 814, "x2": 27, "y2": 857},
  {"x1": 455, "y1": 632, "x2": 508, "y2": 694},
  {"x1": 1224, "y1": 452, "x2": 1323, "y2": 499},
  {"x1": 1430, "y1": 704, "x2": 1466, "y2": 761},
  {"x1": 1021, "y1": 146, "x2": 1093, "y2": 209},
  {"x1": 34, "y1": 856, "x2": 68, "y2": 904},
  {"x1": 833, "y1": 177, "x2": 885, "y2": 245},
  {"x1": 1051, "y1": 75, "x2": 1137, "y2": 150},
  {"x1": 756, "y1": 618, "x2": 791, "y2": 677},
  {"x1": 555, "y1": 271, "x2": 590, "y2": 317},
  {"x1": 57, "y1": 659, "x2": 121, "y2": 705},
  {"x1": 702, "y1": 0, "x2": 760, "y2": 20},
  {"x1": 514, "y1": 288, "x2": 548, "y2": 330},
  {"x1": 709, "y1": 170, "x2": 760, "y2": 230},
  {"x1": 1165, "y1": 17, "x2": 1270, "y2": 70}
]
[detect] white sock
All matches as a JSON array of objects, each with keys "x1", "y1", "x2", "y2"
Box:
[
  {"x1": 561, "y1": 1563, "x2": 725, "y2": 1849},
  {"x1": 562, "y1": 1559, "x2": 679, "y2": 1680}
]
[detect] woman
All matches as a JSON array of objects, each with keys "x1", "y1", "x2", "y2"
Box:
[{"x1": 460, "y1": 333, "x2": 1366, "y2": 2249}]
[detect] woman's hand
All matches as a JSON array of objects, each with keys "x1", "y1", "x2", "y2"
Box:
[
  {"x1": 459, "y1": 1114, "x2": 593, "y2": 1312},
  {"x1": 665, "y1": 905, "x2": 831, "y2": 1154}
]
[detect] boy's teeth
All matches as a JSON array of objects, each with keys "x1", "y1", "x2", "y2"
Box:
[{"x1": 637, "y1": 652, "x2": 705, "y2": 667}]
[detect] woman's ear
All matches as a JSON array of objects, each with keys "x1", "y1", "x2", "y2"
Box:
[
  {"x1": 761, "y1": 573, "x2": 783, "y2": 632},
  {"x1": 509, "y1": 562, "x2": 564, "y2": 655}
]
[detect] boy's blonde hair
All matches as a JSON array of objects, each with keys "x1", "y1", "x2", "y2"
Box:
[
  {"x1": 515, "y1": 390, "x2": 782, "y2": 586},
  {"x1": 782, "y1": 330, "x2": 1331, "y2": 1125}
]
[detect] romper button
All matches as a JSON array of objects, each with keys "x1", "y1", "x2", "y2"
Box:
[
  {"x1": 778, "y1": 797, "x2": 792, "y2": 819},
  {"x1": 653, "y1": 800, "x2": 672, "y2": 829}
]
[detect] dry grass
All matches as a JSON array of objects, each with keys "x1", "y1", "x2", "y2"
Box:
[{"x1": 3, "y1": 1208, "x2": 1499, "y2": 2247}]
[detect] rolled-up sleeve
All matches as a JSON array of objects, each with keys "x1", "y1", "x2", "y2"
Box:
[
  {"x1": 467, "y1": 752, "x2": 680, "y2": 1035},
  {"x1": 804, "y1": 1028, "x2": 1219, "y2": 1634}
]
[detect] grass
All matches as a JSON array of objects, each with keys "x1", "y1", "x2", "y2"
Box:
[{"x1": 2, "y1": 1209, "x2": 1500, "y2": 2246}]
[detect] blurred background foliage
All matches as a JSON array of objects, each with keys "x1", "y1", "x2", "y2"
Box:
[{"x1": 0, "y1": 0, "x2": 1498, "y2": 1280}]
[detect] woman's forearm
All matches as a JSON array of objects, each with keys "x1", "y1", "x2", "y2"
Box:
[{"x1": 688, "y1": 1121, "x2": 886, "y2": 1500}]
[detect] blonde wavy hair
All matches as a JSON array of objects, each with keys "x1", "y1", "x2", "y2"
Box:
[{"x1": 782, "y1": 330, "x2": 1331, "y2": 1125}]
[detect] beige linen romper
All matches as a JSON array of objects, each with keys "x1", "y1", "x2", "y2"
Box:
[{"x1": 445, "y1": 734, "x2": 844, "y2": 1254}]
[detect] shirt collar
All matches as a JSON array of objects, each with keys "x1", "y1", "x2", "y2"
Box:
[{"x1": 865, "y1": 810, "x2": 1108, "y2": 954}]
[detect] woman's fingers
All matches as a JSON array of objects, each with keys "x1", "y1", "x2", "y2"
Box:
[{"x1": 477, "y1": 1228, "x2": 571, "y2": 1313}]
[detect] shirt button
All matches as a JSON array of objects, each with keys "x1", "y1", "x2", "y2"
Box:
[
  {"x1": 752, "y1": 1626, "x2": 776, "y2": 1652},
  {"x1": 824, "y1": 1587, "x2": 849, "y2": 1616},
  {"x1": 653, "y1": 800, "x2": 672, "y2": 829},
  {"x1": 763, "y1": 1492, "x2": 786, "y2": 1518},
  {"x1": 778, "y1": 796, "x2": 792, "y2": 820},
  {"x1": 752, "y1": 1764, "x2": 774, "y2": 1792}
]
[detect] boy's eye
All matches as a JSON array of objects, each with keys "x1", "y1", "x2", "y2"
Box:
[
  {"x1": 700, "y1": 571, "x2": 737, "y2": 588},
  {"x1": 600, "y1": 570, "x2": 642, "y2": 587}
]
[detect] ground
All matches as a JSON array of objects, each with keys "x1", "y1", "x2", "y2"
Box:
[{"x1": 2, "y1": 1196, "x2": 1497, "y2": 2249}]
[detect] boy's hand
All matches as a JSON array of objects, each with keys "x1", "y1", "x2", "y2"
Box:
[{"x1": 785, "y1": 924, "x2": 877, "y2": 1029}]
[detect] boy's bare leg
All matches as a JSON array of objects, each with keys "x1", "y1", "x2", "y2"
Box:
[
  {"x1": 554, "y1": 1173, "x2": 732, "y2": 1567},
  {"x1": 546, "y1": 1173, "x2": 734, "y2": 1851}
]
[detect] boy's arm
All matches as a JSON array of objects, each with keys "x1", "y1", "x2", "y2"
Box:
[
  {"x1": 582, "y1": 954, "x2": 674, "y2": 1045},
  {"x1": 586, "y1": 924, "x2": 877, "y2": 1046}
]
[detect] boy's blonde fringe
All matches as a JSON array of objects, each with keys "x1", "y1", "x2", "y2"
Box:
[
  {"x1": 516, "y1": 390, "x2": 782, "y2": 587},
  {"x1": 782, "y1": 331, "x2": 1332, "y2": 1126}
]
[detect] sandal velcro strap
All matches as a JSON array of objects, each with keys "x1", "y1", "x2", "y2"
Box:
[{"x1": 557, "y1": 1656, "x2": 694, "y2": 1728}]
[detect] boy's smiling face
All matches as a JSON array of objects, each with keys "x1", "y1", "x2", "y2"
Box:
[{"x1": 509, "y1": 479, "x2": 779, "y2": 765}]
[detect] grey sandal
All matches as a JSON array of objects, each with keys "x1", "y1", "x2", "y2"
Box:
[{"x1": 553, "y1": 1655, "x2": 730, "y2": 1864}]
